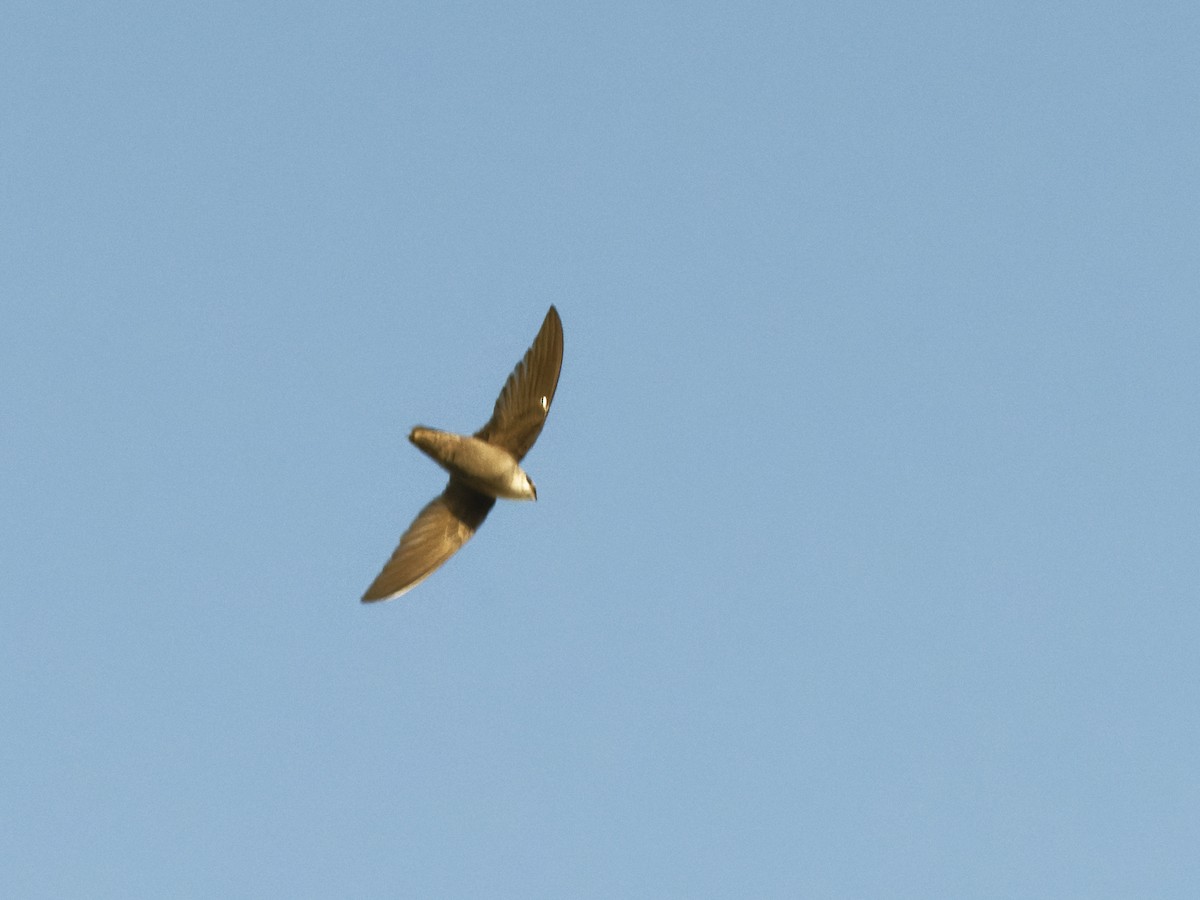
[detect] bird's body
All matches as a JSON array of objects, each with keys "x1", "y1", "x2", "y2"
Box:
[
  {"x1": 408, "y1": 427, "x2": 536, "y2": 501},
  {"x1": 361, "y1": 306, "x2": 564, "y2": 603}
]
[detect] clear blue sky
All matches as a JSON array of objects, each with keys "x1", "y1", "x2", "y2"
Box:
[{"x1": 3, "y1": 2, "x2": 1197, "y2": 897}]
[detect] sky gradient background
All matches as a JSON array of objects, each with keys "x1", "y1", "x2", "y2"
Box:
[{"x1": 3, "y1": 1, "x2": 1198, "y2": 897}]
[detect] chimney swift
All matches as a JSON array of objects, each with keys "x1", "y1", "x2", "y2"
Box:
[{"x1": 361, "y1": 306, "x2": 564, "y2": 602}]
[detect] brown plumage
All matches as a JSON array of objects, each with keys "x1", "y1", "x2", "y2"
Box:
[{"x1": 362, "y1": 306, "x2": 564, "y2": 603}]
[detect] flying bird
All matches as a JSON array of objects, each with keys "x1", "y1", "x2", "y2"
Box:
[{"x1": 361, "y1": 306, "x2": 564, "y2": 602}]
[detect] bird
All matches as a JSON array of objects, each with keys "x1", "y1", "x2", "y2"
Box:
[{"x1": 361, "y1": 306, "x2": 564, "y2": 602}]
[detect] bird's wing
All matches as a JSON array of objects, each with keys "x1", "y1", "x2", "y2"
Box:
[
  {"x1": 474, "y1": 305, "x2": 563, "y2": 461},
  {"x1": 361, "y1": 479, "x2": 496, "y2": 602}
]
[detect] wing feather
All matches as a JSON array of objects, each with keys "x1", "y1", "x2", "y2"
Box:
[
  {"x1": 474, "y1": 306, "x2": 564, "y2": 461},
  {"x1": 361, "y1": 480, "x2": 495, "y2": 602}
]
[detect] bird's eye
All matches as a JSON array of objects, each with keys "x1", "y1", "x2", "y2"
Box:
[{"x1": 540, "y1": 395, "x2": 548, "y2": 411}]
